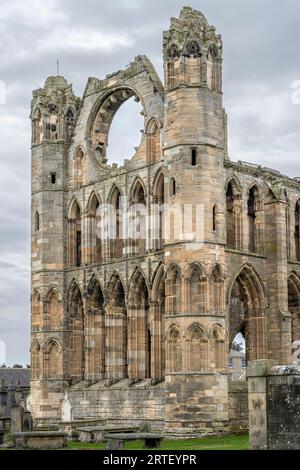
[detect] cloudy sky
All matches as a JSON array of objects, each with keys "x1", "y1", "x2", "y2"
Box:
[{"x1": 0, "y1": 0, "x2": 299, "y2": 366}]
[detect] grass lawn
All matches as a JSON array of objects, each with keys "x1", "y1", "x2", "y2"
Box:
[{"x1": 67, "y1": 434, "x2": 248, "y2": 451}]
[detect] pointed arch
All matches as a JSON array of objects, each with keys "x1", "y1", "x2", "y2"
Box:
[
  {"x1": 146, "y1": 117, "x2": 161, "y2": 163},
  {"x1": 151, "y1": 263, "x2": 165, "y2": 303},
  {"x1": 106, "y1": 186, "x2": 123, "y2": 259},
  {"x1": 288, "y1": 271, "x2": 300, "y2": 343},
  {"x1": 85, "y1": 275, "x2": 105, "y2": 380},
  {"x1": 74, "y1": 147, "x2": 85, "y2": 187},
  {"x1": 185, "y1": 323, "x2": 208, "y2": 371},
  {"x1": 129, "y1": 178, "x2": 147, "y2": 254},
  {"x1": 46, "y1": 287, "x2": 63, "y2": 330},
  {"x1": 226, "y1": 177, "x2": 242, "y2": 250},
  {"x1": 166, "y1": 263, "x2": 181, "y2": 316},
  {"x1": 295, "y1": 199, "x2": 300, "y2": 261},
  {"x1": 31, "y1": 339, "x2": 41, "y2": 380},
  {"x1": 46, "y1": 103, "x2": 59, "y2": 141},
  {"x1": 184, "y1": 262, "x2": 207, "y2": 314},
  {"x1": 207, "y1": 44, "x2": 218, "y2": 90},
  {"x1": 152, "y1": 170, "x2": 164, "y2": 250},
  {"x1": 68, "y1": 280, "x2": 84, "y2": 382},
  {"x1": 86, "y1": 191, "x2": 102, "y2": 264},
  {"x1": 151, "y1": 263, "x2": 166, "y2": 379},
  {"x1": 43, "y1": 339, "x2": 62, "y2": 378},
  {"x1": 167, "y1": 44, "x2": 180, "y2": 60},
  {"x1": 128, "y1": 268, "x2": 151, "y2": 379},
  {"x1": 209, "y1": 263, "x2": 224, "y2": 314},
  {"x1": 65, "y1": 107, "x2": 75, "y2": 140},
  {"x1": 166, "y1": 324, "x2": 182, "y2": 372},
  {"x1": 211, "y1": 324, "x2": 226, "y2": 369},
  {"x1": 227, "y1": 263, "x2": 267, "y2": 362},
  {"x1": 105, "y1": 272, "x2": 127, "y2": 379},
  {"x1": 247, "y1": 184, "x2": 264, "y2": 254},
  {"x1": 185, "y1": 39, "x2": 202, "y2": 57},
  {"x1": 68, "y1": 198, "x2": 82, "y2": 267},
  {"x1": 130, "y1": 177, "x2": 147, "y2": 202},
  {"x1": 31, "y1": 289, "x2": 42, "y2": 331},
  {"x1": 32, "y1": 107, "x2": 42, "y2": 145}
]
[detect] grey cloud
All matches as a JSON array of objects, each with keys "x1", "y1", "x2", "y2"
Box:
[{"x1": 0, "y1": 0, "x2": 299, "y2": 364}]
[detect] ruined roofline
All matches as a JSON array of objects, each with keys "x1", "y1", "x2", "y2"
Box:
[
  {"x1": 82, "y1": 55, "x2": 164, "y2": 100},
  {"x1": 225, "y1": 159, "x2": 300, "y2": 188}
]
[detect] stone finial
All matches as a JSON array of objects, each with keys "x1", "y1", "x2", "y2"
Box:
[{"x1": 163, "y1": 6, "x2": 222, "y2": 60}]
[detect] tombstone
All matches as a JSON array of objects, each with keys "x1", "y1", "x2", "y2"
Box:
[
  {"x1": 23, "y1": 412, "x2": 33, "y2": 432},
  {"x1": 248, "y1": 360, "x2": 300, "y2": 450},
  {"x1": 61, "y1": 393, "x2": 72, "y2": 422},
  {"x1": 0, "y1": 379, "x2": 6, "y2": 407},
  {"x1": 7, "y1": 379, "x2": 16, "y2": 406},
  {"x1": 10, "y1": 405, "x2": 24, "y2": 433}
]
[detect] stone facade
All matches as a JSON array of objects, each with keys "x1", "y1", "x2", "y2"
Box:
[{"x1": 29, "y1": 7, "x2": 300, "y2": 434}]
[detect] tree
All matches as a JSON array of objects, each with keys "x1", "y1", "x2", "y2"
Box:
[{"x1": 231, "y1": 340, "x2": 243, "y2": 352}]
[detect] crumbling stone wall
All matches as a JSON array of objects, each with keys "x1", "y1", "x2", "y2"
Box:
[{"x1": 29, "y1": 6, "x2": 300, "y2": 434}]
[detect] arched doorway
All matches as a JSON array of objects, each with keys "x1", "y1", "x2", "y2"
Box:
[
  {"x1": 68, "y1": 281, "x2": 85, "y2": 383},
  {"x1": 85, "y1": 277, "x2": 105, "y2": 381},
  {"x1": 228, "y1": 265, "x2": 267, "y2": 363},
  {"x1": 288, "y1": 273, "x2": 300, "y2": 343}
]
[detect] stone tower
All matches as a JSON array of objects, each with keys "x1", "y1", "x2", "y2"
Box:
[
  {"x1": 162, "y1": 7, "x2": 228, "y2": 431},
  {"x1": 30, "y1": 76, "x2": 80, "y2": 419},
  {"x1": 29, "y1": 7, "x2": 299, "y2": 433}
]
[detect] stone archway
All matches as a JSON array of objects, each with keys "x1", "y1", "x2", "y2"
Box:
[
  {"x1": 288, "y1": 272, "x2": 300, "y2": 343},
  {"x1": 228, "y1": 264, "x2": 267, "y2": 362},
  {"x1": 68, "y1": 281, "x2": 85, "y2": 383},
  {"x1": 85, "y1": 276, "x2": 105, "y2": 381},
  {"x1": 128, "y1": 269, "x2": 150, "y2": 379},
  {"x1": 105, "y1": 273, "x2": 127, "y2": 379}
]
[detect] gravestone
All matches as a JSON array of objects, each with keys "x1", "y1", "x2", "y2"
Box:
[
  {"x1": 248, "y1": 360, "x2": 300, "y2": 450},
  {"x1": 10, "y1": 405, "x2": 24, "y2": 433},
  {"x1": 61, "y1": 393, "x2": 72, "y2": 422}
]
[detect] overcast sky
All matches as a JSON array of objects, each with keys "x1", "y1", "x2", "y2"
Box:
[{"x1": 0, "y1": 0, "x2": 299, "y2": 366}]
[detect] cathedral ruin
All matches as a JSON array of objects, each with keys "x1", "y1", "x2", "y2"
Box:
[{"x1": 29, "y1": 7, "x2": 300, "y2": 434}]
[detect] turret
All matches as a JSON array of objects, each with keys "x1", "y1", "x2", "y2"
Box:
[{"x1": 163, "y1": 8, "x2": 229, "y2": 433}]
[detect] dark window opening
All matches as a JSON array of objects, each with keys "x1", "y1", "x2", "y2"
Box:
[
  {"x1": 170, "y1": 178, "x2": 176, "y2": 196},
  {"x1": 34, "y1": 212, "x2": 40, "y2": 232},
  {"x1": 191, "y1": 148, "x2": 197, "y2": 166},
  {"x1": 213, "y1": 205, "x2": 216, "y2": 232},
  {"x1": 76, "y1": 230, "x2": 82, "y2": 267},
  {"x1": 50, "y1": 173, "x2": 56, "y2": 184}
]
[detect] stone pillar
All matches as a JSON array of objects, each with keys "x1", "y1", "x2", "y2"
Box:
[
  {"x1": 264, "y1": 194, "x2": 292, "y2": 363},
  {"x1": 247, "y1": 360, "x2": 300, "y2": 450},
  {"x1": 247, "y1": 360, "x2": 275, "y2": 450}
]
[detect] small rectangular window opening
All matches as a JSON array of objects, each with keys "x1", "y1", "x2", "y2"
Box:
[
  {"x1": 50, "y1": 173, "x2": 56, "y2": 184},
  {"x1": 191, "y1": 148, "x2": 197, "y2": 166}
]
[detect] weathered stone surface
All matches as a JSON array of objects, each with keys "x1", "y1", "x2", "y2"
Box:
[
  {"x1": 29, "y1": 6, "x2": 300, "y2": 435},
  {"x1": 13, "y1": 431, "x2": 67, "y2": 449}
]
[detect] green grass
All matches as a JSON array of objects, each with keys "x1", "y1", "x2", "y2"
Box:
[{"x1": 67, "y1": 434, "x2": 248, "y2": 451}]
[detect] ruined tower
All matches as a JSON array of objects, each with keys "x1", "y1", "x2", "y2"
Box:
[
  {"x1": 29, "y1": 7, "x2": 299, "y2": 433},
  {"x1": 162, "y1": 7, "x2": 228, "y2": 431}
]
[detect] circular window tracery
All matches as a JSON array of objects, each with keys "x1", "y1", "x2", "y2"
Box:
[{"x1": 91, "y1": 88, "x2": 145, "y2": 167}]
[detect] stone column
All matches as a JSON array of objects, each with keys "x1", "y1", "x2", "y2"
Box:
[
  {"x1": 265, "y1": 193, "x2": 292, "y2": 363},
  {"x1": 247, "y1": 360, "x2": 275, "y2": 450},
  {"x1": 248, "y1": 360, "x2": 300, "y2": 450}
]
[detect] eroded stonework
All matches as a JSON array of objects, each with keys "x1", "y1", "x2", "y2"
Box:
[{"x1": 29, "y1": 7, "x2": 300, "y2": 434}]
